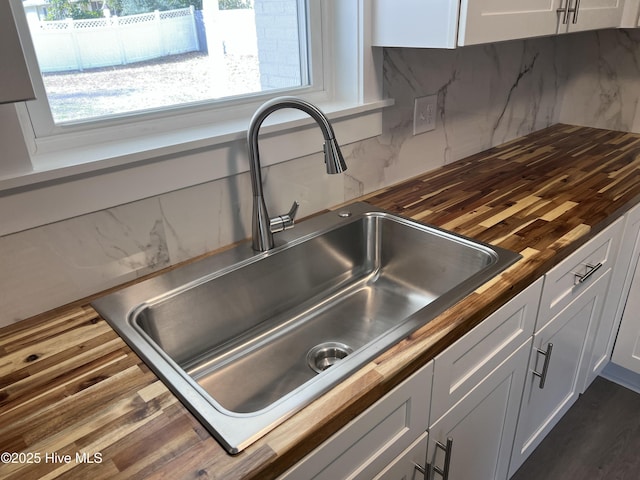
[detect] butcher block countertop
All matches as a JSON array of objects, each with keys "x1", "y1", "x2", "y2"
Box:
[{"x1": 2, "y1": 124, "x2": 640, "y2": 480}]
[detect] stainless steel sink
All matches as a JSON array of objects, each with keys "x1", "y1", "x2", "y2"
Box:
[{"x1": 92, "y1": 202, "x2": 520, "y2": 454}]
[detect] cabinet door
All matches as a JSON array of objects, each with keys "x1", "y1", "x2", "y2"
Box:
[
  {"x1": 428, "y1": 339, "x2": 531, "y2": 480},
  {"x1": 565, "y1": 0, "x2": 625, "y2": 33},
  {"x1": 509, "y1": 270, "x2": 610, "y2": 477},
  {"x1": 612, "y1": 259, "x2": 640, "y2": 374},
  {"x1": 372, "y1": 0, "x2": 460, "y2": 48},
  {"x1": 611, "y1": 203, "x2": 640, "y2": 375},
  {"x1": 458, "y1": 0, "x2": 561, "y2": 46},
  {"x1": 585, "y1": 206, "x2": 640, "y2": 389}
]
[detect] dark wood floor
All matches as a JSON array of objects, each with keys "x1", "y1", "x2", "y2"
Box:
[{"x1": 511, "y1": 376, "x2": 640, "y2": 480}]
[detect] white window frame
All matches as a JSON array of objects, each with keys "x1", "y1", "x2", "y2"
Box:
[{"x1": 0, "y1": 0, "x2": 390, "y2": 237}]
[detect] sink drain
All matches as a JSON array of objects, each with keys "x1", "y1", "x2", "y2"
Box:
[{"x1": 307, "y1": 342, "x2": 353, "y2": 373}]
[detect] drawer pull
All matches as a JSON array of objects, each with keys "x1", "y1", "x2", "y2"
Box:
[
  {"x1": 574, "y1": 262, "x2": 603, "y2": 285},
  {"x1": 532, "y1": 343, "x2": 553, "y2": 389}
]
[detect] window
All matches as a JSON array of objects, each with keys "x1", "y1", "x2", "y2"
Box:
[
  {"x1": 21, "y1": 0, "x2": 311, "y2": 125},
  {"x1": 20, "y1": 0, "x2": 321, "y2": 146}
]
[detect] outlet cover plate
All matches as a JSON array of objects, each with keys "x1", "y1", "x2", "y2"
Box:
[{"x1": 413, "y1": 94, "x2": 437, "y2": 135}]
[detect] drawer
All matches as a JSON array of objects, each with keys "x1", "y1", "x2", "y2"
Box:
[
  {"x1": 278, "y1": 361, "x2": 432, "y2": 480},
  {"x1": 538, "y1": 217, "x2": 623, "y2": 333},
  {"x1": 430, "y1": 277, "x2": 542, "y2": 424}
]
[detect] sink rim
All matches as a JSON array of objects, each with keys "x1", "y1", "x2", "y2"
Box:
[{"x1": 91, "y1": 202, "x2": 521, "y2": 454}]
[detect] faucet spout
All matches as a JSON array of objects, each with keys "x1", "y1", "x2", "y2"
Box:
[{"x1": 247, "y1": 96, "x2": 347, "y2": 252}]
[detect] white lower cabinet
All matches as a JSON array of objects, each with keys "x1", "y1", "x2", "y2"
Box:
[
  {"x1": 277, "y1": 361, "x2": 432, "y2": 480},
  {"x1": 611, "y1": 203, "x2": 640, "y2": 375},
  {"x1": 614, "y1": 262, "x2": 640, "y2": 374},
  {"x1": 612, "y1": 259, "x2": 640, "y2": 374},
  {"x1": 427, "y1": 278, "x2": 543, "y2": 480},
  {"x1": 509, "y1": 269, "x2": 612, "y2": 476},
  {"x1": 585, "y1": 211, "x2": 640, "y2": 388},
  {"x1": 537, "y1": 218, "x2": 622, "y2": 333},
  {"x1": 429, "y1": 339, "x2": 532, "y2": 480}
]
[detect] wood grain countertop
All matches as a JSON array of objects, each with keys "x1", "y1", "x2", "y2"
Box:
[{"x1": 2, "y1": 124, "x2": 640, "y2": 480}]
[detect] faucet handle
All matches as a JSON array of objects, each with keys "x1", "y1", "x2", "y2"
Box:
[{"x1": 270, "y1": 201, "x2": 299, "y2": 234}]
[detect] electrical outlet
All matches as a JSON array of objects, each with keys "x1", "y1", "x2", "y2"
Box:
[{"x1": 413, "y1": 94, "x2": 437, "y2": 135}]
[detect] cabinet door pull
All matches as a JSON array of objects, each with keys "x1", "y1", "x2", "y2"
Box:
[
  {"x1": 532, "y1": 342, "x2": 554, "y2": 389},
  {"x1": 574, "y1": 262, "x2": 603, "y2": 285},
  {"x1": 428, "y1": 437, "x2": 453, "y2": 480},
  {"x1": 556, "y1": 0, "x2": 570, "y2": 24},
  {"x1": 414, "y1": 432, "x2": 430, "y2": 478},
  {"x1": 572, "y1": 0, "x2": 581, "y2": 23}
]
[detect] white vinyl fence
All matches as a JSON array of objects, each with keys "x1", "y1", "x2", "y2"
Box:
[{"x1": 30, "y1": 7, "x2": 201, "y2": 72}]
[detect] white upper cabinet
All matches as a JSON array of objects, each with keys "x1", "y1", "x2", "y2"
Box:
[
  {"x1": 372, "y1": 0, "x2": 627, "y2": 48},
  {"x1": 372, "y1": 0, "x2": 461, "y2": 48},
  {"x1": 0, "y1": 0, "x2": 36, "y2": 104},
  {"x1": 459, "y1": 0, "x2": 560, "y2": 46}
]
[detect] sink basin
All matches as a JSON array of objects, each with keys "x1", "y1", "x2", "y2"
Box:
[{"x1": 92, "y1": 202, "x2": 520, "y2": 453}]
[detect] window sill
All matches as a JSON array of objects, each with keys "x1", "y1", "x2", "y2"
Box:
[
  {"x1": 3, "y1": 98, "x2": 392, "y2": 191},
  {"x1": 0, "y1": 98, "x2": 393, "y2": 236}
]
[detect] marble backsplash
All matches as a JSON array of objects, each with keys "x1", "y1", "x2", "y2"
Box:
[
  {"x1": 559, "y1": 29, "x2": 640, "y2": 132},
  {"x1": 0, "y1": 29, "x2": 636, "y2": 326}
]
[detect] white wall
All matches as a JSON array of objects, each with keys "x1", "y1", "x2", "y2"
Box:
[{"x1": 0, "y1": 29, "x2": 636, "y2": 326}]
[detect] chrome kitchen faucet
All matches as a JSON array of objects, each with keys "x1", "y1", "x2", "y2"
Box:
[{"x1": 247, "y1": 96, "x2": 347, "y2": 251}]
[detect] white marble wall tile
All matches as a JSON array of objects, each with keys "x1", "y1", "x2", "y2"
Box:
[
  {"x1": 260, "y1": 151, "x2": 345, "y2": 220},
  {"x1": 391, "y1": 40, "x2": 562, "y2": 162},
  {"x1": 1, "y1": 231, "x2": 80, "y2": 323},
  {"x1": 0, "y1": 197, "x2": 167, "y2": 323},
  {"x1": 342, "y1": 136, "x2": 398, "y2": 200},
  {"x1": 160, "y1": 174, "x2": 253, "y2": 264},
  {"x1": 560, "y1": 29, "x2": 640, "y2": 132}
]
